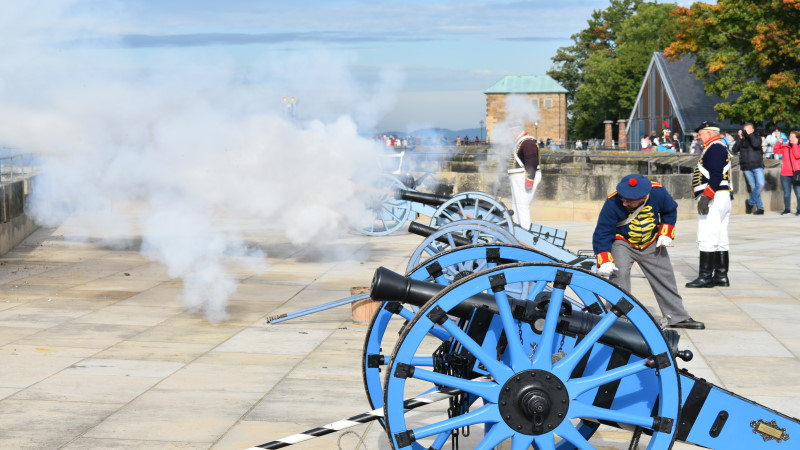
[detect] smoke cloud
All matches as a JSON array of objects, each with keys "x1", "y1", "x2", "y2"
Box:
[
  {"x1": 485, "y1": 95, "x2": 541, "y2": 192},
  {"x1": 0, "y1": 0, "x2": 402, "y2": 321}
]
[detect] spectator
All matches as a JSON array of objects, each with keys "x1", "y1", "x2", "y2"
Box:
[
  {"x1": 739, "y1": 122, "x2": 765, "y2": 215},
  {"x1": 689, "y1": 134, "x2": 703, "y2": 154},
  {"x1": 474, "y1": 136, "x2": 479, "y2": 144},
  {"x1": 575, "y1": 139, "x2": 583, "y2": 150},
  {"x1": 456, "y1": 136, "x2": 461, "y2": 146},
  {"x1": 773, "y1": 130, "x2": 800, "y2": 215},
  {"x1": 641, "y1": 135, "x2": 651, "y2": 151},
  {"x1": 672, "y1": 132, "x2": 682, "y2": 153},
  {"x1": 657, "y1": 129, "x2": 674, "y2": 152},
  {"x1": 721, "y1": 132, "x2": 735, "y2": 151},
  {"x1": 593, "y1": 174, "x2": 704, "y2": 329},
  {"x1": 764, "y1": 128, "x2": 781, "y2": 159}
]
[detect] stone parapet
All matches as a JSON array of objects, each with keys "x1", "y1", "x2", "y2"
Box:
[
  {"x1": 0, "y1": 177, "x2": 38, "y2": 256},
  {"x1": 404, "y1": 149, "x2": 784, "y2": 222}
]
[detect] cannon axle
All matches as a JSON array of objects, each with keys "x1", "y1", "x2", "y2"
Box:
[{"x1": 499, "y1": 369, "x2": 569, "y2": 435}]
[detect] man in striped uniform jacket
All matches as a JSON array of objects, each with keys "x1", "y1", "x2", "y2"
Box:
[
  {"x1": 507, "y1": 130, "x2": 541, "y2": 229},
  {"x1": 686, "y1": 120, "x2": 732, "y2": 288},
  {"x1": 593, "y1": 174, "x2": 705, "y2": 330}
]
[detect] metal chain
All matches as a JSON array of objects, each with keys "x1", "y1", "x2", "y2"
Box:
[{"x1": 433, "y1": 340, "x2": 470, "y2": 450}]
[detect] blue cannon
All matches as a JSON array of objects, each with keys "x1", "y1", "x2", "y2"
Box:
[
  {"x1": 368, "y1": 257, "x2": 800, "y2": 449},
  {"x1": 255, "y1": 243, "x2": 798, "y2": 449},
  {"x1": 355, "y1": 175, "x2": 569, "y2": 257}
]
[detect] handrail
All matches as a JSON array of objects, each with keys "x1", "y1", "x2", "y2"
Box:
[{"x1": 0, "y1": 153, "x2": 38, "y2": 183}]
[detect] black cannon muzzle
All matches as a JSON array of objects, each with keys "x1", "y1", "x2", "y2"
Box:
[
  {"x1": 395, "y1": 189, "x2": 452, "y2": 207},
  {"x1": 370, "y1": 266, "x2": 681, "y2": 359},
  {"x1": 407, "y1": 222, "x2": 473, "y2": 247}
]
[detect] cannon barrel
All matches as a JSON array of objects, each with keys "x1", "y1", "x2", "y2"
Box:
[
  {"x1": 396, "y1": 189, "x2": 452, "y2": 207},
  {"x1": 407, "y1": 222, "x2": 472, "y2": 247},
  {"x1": 371, "y1": 266, "x2": 679, "y2": 358}
]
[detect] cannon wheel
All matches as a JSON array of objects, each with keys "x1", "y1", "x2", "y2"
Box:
[
  {"x1": 363, "y1": 245, "x2": 558, "y2": 411},
  {"x1": 362, "y1": 245, "x2": 607, "y2": 443},
  {"x1": 357, "y1": 174, "x2": 415, "y2": 236},
  {"x1": 429, "y1": 191, "x2": 514, "y2": 232},
  {"x1": 383, "y1": 262, "x2": 680, "y2": 449},
  {"x1": 406, "y1": 219, "x2": 519, "y2": 272}
]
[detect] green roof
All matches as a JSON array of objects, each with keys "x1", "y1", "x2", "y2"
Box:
[{"x1": 484, "y1": 75, "x2": 567, "y2": 94}]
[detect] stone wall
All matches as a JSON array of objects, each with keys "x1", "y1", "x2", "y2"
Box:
[
  {"x1": 406, "y1": 149, "x2": 784, "y2": 223},
  {"x1": 0, "y1": 177, "x2": 38, "y2": 256}
]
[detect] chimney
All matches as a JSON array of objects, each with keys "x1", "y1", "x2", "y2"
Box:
[
  {"x1": 618, "y1": 119, "x2": 627, "y2": 151},
  {"x1": 604, "y1": 120, "x2": 614, "y2": 148}
]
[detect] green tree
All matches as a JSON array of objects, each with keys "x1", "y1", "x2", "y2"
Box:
[
  {"x1": 548, "y1": 0, "x2": 642, "y2": 101},
  {"x1": 665, "y1": 0, "x2": 800, "y2": 127},
  {"x1": 572, "y1": 2, "x2": 680, "y2": 138},
  {"x1": 548, "y1": 1, "x2": 681, "y2": 139}
]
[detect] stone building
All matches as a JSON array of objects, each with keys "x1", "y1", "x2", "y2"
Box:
[{"x1": 484, "y1": 75, "x2": 568, "y2": 144}]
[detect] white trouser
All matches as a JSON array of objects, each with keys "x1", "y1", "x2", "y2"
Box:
[
  {"x1": 509, "y1": 170, "x2": 541, "y2": 229},
  {"x1": 696, "y1": 190, "x2": 731, "y2": 252}
]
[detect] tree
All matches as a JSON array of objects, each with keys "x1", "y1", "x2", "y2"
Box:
[
  {"x1": 548, "y1": 0, "x2": 641, "y2": 103},
  {"x1": 548, "y1": 1, "x2": 681, "y2": 139},
  {"x1": 664, "y1": 0, "x2": 800, "y2": 127}
]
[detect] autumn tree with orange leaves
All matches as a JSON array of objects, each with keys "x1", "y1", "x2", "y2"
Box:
[{"x1": 665, "y1": 0, "x2": 800, "y2": 127}]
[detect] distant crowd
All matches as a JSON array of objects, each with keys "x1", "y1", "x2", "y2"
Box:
[{"x1": 641, "y1": 127, "x2": 791, "y2": 159}]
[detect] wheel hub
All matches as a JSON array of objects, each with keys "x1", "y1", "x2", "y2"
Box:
[{"x1": 498, "y1": 369, "x2": 569, "y2": 435}]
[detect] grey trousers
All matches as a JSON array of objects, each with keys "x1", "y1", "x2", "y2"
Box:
[{"x1": 609, "y1": 240, "x2": 691, "y2": 325}]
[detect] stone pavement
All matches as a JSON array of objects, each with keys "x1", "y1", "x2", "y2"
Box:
[{"x1": 1, "y1": 211, "x2": 799, "y2": 449}]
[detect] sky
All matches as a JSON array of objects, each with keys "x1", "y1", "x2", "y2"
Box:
[
  {"x1": 11, "y1": 0, "x2": 694, "y2": 133},
  {"x1": 0, "y1": 0, "x2": 697, "y2": 321}
]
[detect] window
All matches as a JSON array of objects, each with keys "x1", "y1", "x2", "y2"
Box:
[
  {"x1": 544, "y1": 99, "x2": 553, "y2": 109},
  {"x1": 531, "y1": 99, "x2": 539, "y2": 108}
]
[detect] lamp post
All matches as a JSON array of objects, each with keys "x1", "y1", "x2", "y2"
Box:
[
  {"x1": 282, "y1": 96, "x2": 297, "y2": 121},
  {"x1": 534, "y1": 121, "x2": 539, "y2": 139},
  {"x1": 479, "y1": 120, "x2": 484, "y2": 142}
]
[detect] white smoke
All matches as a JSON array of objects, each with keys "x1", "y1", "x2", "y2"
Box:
[
  {"x1": 490, "y1": 94, "x2": 542, "y2": 147},
  {"x1": 0, "y1": 0, "x2": 401, "y2": 321},
  {"x1": 486, "y1": 95, "x2": 541, "y2": 191}
]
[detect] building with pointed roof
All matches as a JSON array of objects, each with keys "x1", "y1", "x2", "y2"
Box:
[
  {"x1": 626, "y1": 52, "x2": 739, "y2": 150},
  {"x1": 484, "y1": 75, "x2": 568, "y2": 145}
]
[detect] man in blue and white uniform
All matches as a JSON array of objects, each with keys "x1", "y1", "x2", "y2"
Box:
[
  {"x1": 686, "y1": 120, "x2": 732, "y2": 288},
  {"x1": 507, "y1": 130, "x2": 541, "y2": 229},
  {"x1": 593, "y1": 174, "x2": 705, "y2": 330}
]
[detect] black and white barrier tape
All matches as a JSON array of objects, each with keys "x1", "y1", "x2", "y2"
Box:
[{"x1": 245, "y1": 385, "x2": 464, "y2": 449}]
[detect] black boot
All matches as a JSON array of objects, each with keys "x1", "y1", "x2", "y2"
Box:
[
  {"x1": 713, "y1": 251, "x2": 730, "y2": 287},
  {"x1": 686, "y1": 251, "x2": 716, "y2": 288}
]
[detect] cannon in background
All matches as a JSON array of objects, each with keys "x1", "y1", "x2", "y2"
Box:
[{"x1": 355, "y1": 174, "x2": 569, "y2": 251}]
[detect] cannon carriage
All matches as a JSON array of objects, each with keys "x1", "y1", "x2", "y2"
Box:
[
  {"x1": 257, "y1": 216, "x2": 799, "y2": 449},
  {"x1": 368, "y1": 260, "x2": 799, "y2": 449},
  {"x1": 355, "y1": 174, "x2": 570, "y2": 259}
]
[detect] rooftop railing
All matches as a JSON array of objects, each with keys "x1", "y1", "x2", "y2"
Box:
[{"x1": 0, "y1": 151, "x2": 38, "y2": 183}]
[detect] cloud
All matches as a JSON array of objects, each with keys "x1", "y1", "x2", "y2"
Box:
[{"x1": 115, "y1": 31, "x2": 438, "y2": 49}]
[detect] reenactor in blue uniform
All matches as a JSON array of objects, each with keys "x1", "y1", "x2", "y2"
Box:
[
  {"x1": 593, "y1": 174, "x2": 705, "y2": 330},
  {"x1": 686, "y1": 121, "x2": 733, "y2": 288}
]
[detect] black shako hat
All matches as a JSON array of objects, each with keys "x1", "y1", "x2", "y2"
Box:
[
  {"x1": 694, "y1": 120, "x2": 721, "y2": 133},
  {"x1": 617, "y1": 174, "x2": 652, "y2": 199}
]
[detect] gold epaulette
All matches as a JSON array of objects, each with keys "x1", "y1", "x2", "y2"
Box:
[
  {"x1": 607, "y1": 190, "x2": 618, "y2": 199},
  {"x1": 652, "y1": 182, "x2": 663, "y2": 188}
]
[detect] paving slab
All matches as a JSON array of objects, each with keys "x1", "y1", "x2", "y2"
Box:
[{"x1": 0, "y1": 212, "x2": 798, "y2": 449}]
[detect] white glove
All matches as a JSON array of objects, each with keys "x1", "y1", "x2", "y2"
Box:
[
  {"x1": 597, "y1": 262, "x2": 616, "y2": 278},
  {"x1": 656, "y1": 235, "x2": 673, "y2": 248}
]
